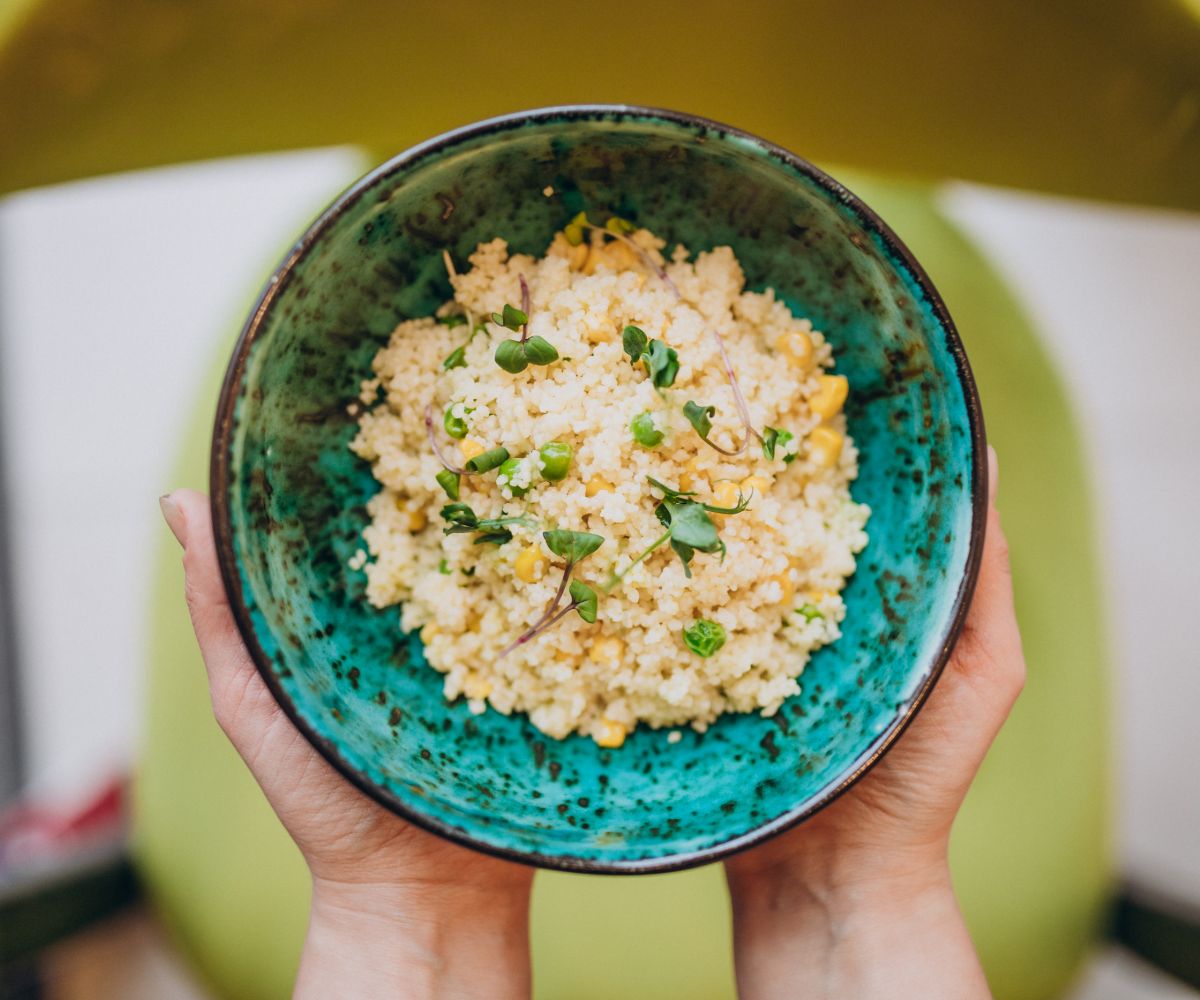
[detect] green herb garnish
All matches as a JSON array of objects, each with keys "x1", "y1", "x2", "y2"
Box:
[
  {"x1": 439, "y1": 502, "x2": 528, "y2": 546},
  {"x1": 464, "y1": 447, "x2": 510, "y2": 474},
  {"x1": 684, "y1": 400, "x2": 739, "y2": 456},
  {"x1": 437, "y1": 558, "x2": 452, "y2": 575},
  {"x1": 644, "y1": 339, "x2": 680, "y2": 388},
  {"x1": 493, "y1": 275, "x2": 560, "y2": 373},
  {"x1": 608, "y1": 477, "x2": 751, "y2": 586},
  {"x1": 621, "y1": 325, "x2": 678, "y2": 388},
  {"x1": 570, "y1": 580, "x2": 599, "y2": 623},
  {"x1": 682, "y1": 619, "x2": 726, "y2": 657},
  {"x1": 442, "y1": 319, "x2": 484, "y2": 370},
  {"x1": 762, "y1": 426, "x2": 795, "y2": 462},
  {"x1": 500, "y1": 530, "x2": 606, "y2": 656},
  {"x1": 622, "y1": 324, "x2": 648, "y2": 363},
  {"x1": 438, "y1": 314, "x2": 467, "y2": 328},
  {"x1": 544, "y1": 529, "x2": 605, "y2": 563},
  {"x1": 564, "y1": 211, "x2": 589, "y2": 246},
  {"x1": 435, "y1": 468, "x2": 461, "y2": 500},
  {"x1": 631, "y1": 411, "x2": 664, "y2": 448},
  {"x1": 491, "y1": 303, "x2": 528, "y2": 331}
]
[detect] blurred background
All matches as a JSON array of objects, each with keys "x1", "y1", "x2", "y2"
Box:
[{"x1": 0, "y1": 1, "x2": 1197, "y2": 998}]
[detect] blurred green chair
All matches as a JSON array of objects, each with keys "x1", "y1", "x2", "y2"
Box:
[{"x1": 5, "y1": 0, "x2": 1198, "y2": 996}]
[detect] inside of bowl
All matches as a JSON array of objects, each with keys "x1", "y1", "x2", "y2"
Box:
[{"x1": 221, "y1": 109, "x2": 981, "y2": 868}]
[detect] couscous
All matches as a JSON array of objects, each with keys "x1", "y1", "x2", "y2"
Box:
[{"x1": 350, "y1": 217, "x2": 869, "y2": 746}]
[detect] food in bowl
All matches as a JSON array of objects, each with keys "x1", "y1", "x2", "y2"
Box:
[{"x1": 349, "y1": 216, "x2": 869, "y2": 746}]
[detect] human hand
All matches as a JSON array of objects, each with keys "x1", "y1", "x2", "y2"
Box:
[
  {"x1": 161, "y1": 489, "x2": 533, "y2": 1000},
  {"x1": 723, "y1": 446, "x2": 1022, "y2": 999}
]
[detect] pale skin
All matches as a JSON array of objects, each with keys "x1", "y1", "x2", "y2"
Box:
[{"x1": 161, "y1": 446, "x2": 1020, "y2": 999}]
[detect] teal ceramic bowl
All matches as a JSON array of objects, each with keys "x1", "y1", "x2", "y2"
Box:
[{"x1": 212, "y1": 106, "x2": 986, "y2": 872}]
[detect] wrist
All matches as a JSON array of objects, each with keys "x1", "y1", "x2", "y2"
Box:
[
  {"x1": 725, "y1": 843, "x2": 989, "y2": 1000},
  {"x1": 298, "y1": 877, "x2": 531, "y2": 1000}
]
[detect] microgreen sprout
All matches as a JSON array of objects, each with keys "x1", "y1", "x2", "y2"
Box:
[
  {"x1": 567, "y1": 209, "x2": 769, "y2": 448},
  {"x1": 762, "y1": 426, "x2": 797, "y2": 461},
  {"x1": 565, "y1": 211, "x2": 677, "y2": 293},
  {"x1": 631, "y1": 411, "x2": 664, "y2": 448},
  {"x1": 683, "y1": 401, "x2": 740, "y2": 456},
  {"x1": 493, "y1": 275, "x2": 560, "y2": 373},
  {"x1": 499, "y1": 530, "x2": 606, "y2": 657},
  {"x1": 424, "y1": 402, "x2": 466, "y2": 475},
  {"x1": 606, "y1": 477, "x2": 751, "y2": 586},
  {"x1": 439, "y1": 502, "x2": 530, "y2": 546},
  {"x1": 442, "y1": 313, "x2": 483, "y2": 371},
  {"x1": 622, "y1": 325, "x2": 679, "y2": 389}
]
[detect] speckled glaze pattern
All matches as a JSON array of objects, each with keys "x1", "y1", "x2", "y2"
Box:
[{"x1": 211, "y1": 106, "x2": 986, "y2": 873}]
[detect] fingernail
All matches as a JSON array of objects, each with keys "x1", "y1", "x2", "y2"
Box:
[
  {"x1": 986, "y1": 445, "x2": 999, "y2": 501},
  {"x1": 160, "y1": 493, "x2": 187, "y2": 547}
]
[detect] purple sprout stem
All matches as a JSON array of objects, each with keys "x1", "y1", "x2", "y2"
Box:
[
  {"x1": 583, "y1": 223, "x2": 678, "y2": 296},
  {"x1": 589, "y1": 221, "x2": 755, "y2": 450},
  {"x1": 709, "y1": 325, "x2": 759, "y2": 450},
  {"x1": 519, "y1": 274, "x2": 531, "y2": 343},
  {"x1": 424, "y1": 402, "x2": 467, "y2": 475},
  {"x1": 498, "y1": 562, "x2": 578, "y2": 658}
]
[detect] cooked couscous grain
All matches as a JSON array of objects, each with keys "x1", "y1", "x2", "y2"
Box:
[{"x1": 350, "y1": 223, "x2": 869, "y2": 744}]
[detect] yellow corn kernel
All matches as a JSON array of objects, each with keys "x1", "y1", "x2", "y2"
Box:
[
  {"x1": 768, "y1": 572, "x2": 796, "y2": 606},
  {"x1": 463, "y1": 673, "x2": 492, "y2": 700},
  {"x1": 712, "y1": 480, "x2": 741, "y2": 507},
  {"x1": 679, "y1": 456, "x2": 704, "y2": 492},
  {"x1": 708, "y1": 479, "x2": 741, "y2": 525},
  {"x1": 406, "y1": 509, "x2": 427, "y2": 533},
  {"x1": 594, "y1": 718, "x2": 627, "y2": 749},
  {"x1": 585, "y1": 475, "x2": 614, "y2": 497},
  {"x1": 775, "y1": 330, "x2": 814, "y2": 368},
  {"x1": 604, "y1": 240, "x2": 641, "y2": 270},
  {"x1": 459, "y1": 438, "x2": 485, "y2": 462},
  {"x1": 740, "y1": 475, "x2": 771, "y2": 496},
  {"x1": 586, "y1": 324, "x2": 615, "y2": 344},
  {"x1": 589, "y1": 635, "x2": 625, "y2": 667},
  {"x1": 420, "y1": 622, "x2": 440, "y2": 643},
  {"x1": 810, "y1": 374, "x2": 849, "y2": 420},
  {"x1": 514, "y1": 545, "x2": 548, "y2": 583},
  {"x1": 808, "y1": 426, "x2": 844, "y2": 467},
  {"x1": 568, "y1": 242, "x2": 590, "y2": 271}
]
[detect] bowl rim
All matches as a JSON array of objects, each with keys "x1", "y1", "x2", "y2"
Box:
[{"x1": 210, "y1": 103, "x2": 988, "y2": 874}]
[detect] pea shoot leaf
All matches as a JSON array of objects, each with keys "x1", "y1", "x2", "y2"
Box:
[
  {"x1": 543, "y1": 530, "x2": 605, "y2": 563},
  {"x1": 569, "y1": 580, "x2": 599, "y2": 623},
  {"x1": 644, "y1": 338, "x2": 679, "y2": 388},
  {"x1": 491, "y1": 303, "x2": 527, "y2": 332},
  {"x1": 622, "y1": 325, "x2": 648, "y2": 365}
]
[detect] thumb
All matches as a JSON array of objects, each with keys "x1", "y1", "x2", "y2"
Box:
[{"x1": 160, "y1": 489, "x2": 279, "y2": 748}]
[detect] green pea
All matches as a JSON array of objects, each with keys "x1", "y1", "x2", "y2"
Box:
[
  {"x1": 539, "y1": 441, "x2": 573, "y2": 481},
  {"x1": 497, "y1": 457, "x2": 529, "y2": 497},
  {"x1": 630, "y1": 411, "x2": 664, "y2": 448},
  {"x1": 682, "y1": 619, "x2": 726, "y2": 658},
  {"x1": 443, "y1": 405, "x2": 468, "y2": 439}
]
